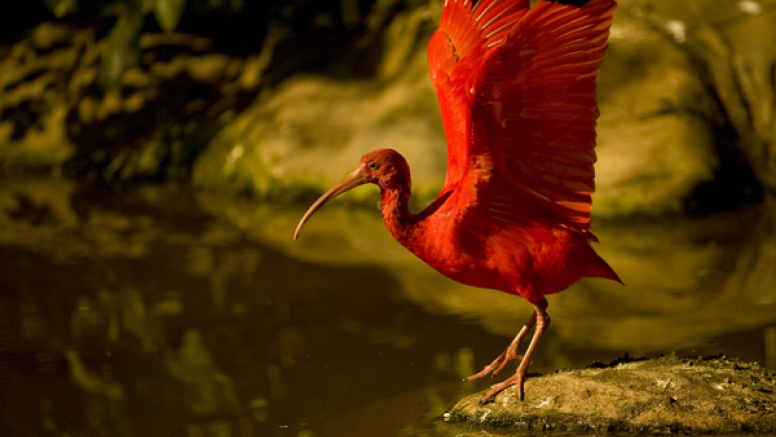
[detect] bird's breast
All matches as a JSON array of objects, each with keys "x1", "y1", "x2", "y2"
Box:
[{"x1": 401, "y1": 213, "x2": 513, "y2": 292}]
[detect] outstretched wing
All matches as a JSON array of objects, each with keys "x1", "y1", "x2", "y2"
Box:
[
  {"x1": 428, "y1": 0, "x2": 531, "y2": 188},
  {"x1": 428, "y1": 0, "x2": 616, "y2": 232}
]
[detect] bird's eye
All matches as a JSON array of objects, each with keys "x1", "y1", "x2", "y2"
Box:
[{"x1": 368, "y1": 162, "x2": 379, "y2": 170}]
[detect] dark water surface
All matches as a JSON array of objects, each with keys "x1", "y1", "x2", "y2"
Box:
[{"x1": 1, "y1": 178, "x2": 775, "y2": 437}]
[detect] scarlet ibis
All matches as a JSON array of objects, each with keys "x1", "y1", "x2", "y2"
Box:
[{"x1": 294, "y1": 0, "x2": 620, "y2": 403}]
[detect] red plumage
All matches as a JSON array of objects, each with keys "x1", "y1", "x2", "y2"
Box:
[{"x1": 295, "y1": 0, "x2": 620, "y2": 402}]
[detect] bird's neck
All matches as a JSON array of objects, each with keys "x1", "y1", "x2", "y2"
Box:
[{"x1": 379, "y1": 184, "x2": 418, "y2": 247}]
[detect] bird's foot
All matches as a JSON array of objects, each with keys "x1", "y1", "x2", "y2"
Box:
[
  {"x1": 478, "y1": 370, "x2": 541, "y2": 404},
  {"x1": 465, "y1": 349, "x2": 523, "y2": 381},
  {"x1": 470, "y1": 300, "x2": 549, "y2": 403}
]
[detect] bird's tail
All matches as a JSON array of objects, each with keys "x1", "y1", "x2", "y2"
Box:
[{"x1": 588, "y1": 252, "x2": 623, "y2": 285}]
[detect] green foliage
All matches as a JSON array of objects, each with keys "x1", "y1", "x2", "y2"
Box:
[
  {"x1": 45, "y1": 0, "x2": 79, "y2": 17},
  {"x1": 100, "y1": 2, "x2": 144, "y2": 90},
  {"x1": 153, "y1": 0, "x2": 186, "y2": 31},
  {"x1": 44, "y1": 0, "x2": 190, "y2": 90}
]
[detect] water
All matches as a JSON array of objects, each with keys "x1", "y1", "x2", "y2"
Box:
[{"x1": 1, "y1": 177, "x2": 775, "y2": 437}]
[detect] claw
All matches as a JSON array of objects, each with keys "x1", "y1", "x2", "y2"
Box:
[
  {"x1": 480, "y1": 374, "x2": 524, "y2": 404},
  {"x1": 478, "y1": 371, "x2": 543, "y2": 404}
]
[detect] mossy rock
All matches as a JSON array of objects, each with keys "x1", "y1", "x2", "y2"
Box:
[{"x1": 444, "y1": 355, "x2": 776, "y2": 434}]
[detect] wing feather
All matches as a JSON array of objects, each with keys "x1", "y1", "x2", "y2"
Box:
[
  {"x1": 428, "y1": 0, "x2": 530, "y2": 187},
  {"x1": 489, "y1": 0, "x2": 615, "y2": 229},
  {"x1": 428, "y1": 0, "x2": 615, "y2": 232}
]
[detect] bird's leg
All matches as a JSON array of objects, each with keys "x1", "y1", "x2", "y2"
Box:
[
  {"x1": 477, "y1": 299, "x2": 551, "y2": 404},
  {"x1": 465, "y1": 312, "x2": 536, "y2": 381}
]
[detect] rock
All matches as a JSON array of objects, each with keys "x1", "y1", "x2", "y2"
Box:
[
  {"x1": 594, "y1": 9, "x2": 720, "y2": 217},
  {"x1": 191, "y1": 5, "x2": 446, "y2": 205},
  {"x1": 624, "y1": 0, "x2": 776, "y2": 195},
  {"x1": 443, "y1": 355, "x2": 776, "y2": 434}
]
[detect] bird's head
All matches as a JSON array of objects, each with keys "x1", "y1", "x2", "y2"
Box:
[
  {"x1": 358, "y1": 148, "x2": 410, "y2": 188},
  {"x1": 293, "y1": 148, "x2": 409, "y2": 240}
]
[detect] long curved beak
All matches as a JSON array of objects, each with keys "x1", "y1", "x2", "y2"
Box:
[{"x1": 293, "y1": 166, "x2": 368, "y2": 240}]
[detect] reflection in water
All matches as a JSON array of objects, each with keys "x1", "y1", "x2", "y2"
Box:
[
  {"x1": 1, "y1": 179, "x2": 775, "y2": 437},
  {"x1": 767, "y1": 327, "x2": 776, "y2": 370}
]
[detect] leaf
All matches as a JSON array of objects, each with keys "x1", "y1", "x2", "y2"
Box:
[
  {"x1": 99, "y1": 5, "x2": 143, "y2": 90},
  {"x1": 154, "y1": 0, "x2": 186, "y2": 32},
  {"x1": 44, "y1": 0, "x2": 78, "y2": 17}
]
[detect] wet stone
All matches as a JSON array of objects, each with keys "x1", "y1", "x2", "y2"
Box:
[{"x1": 443, "y1": 355, "x2": 776, "y2": 434}]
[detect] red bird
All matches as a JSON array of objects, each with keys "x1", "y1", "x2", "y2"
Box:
[{"x1": 294, "y1": 0, "x2": 620, "y2": 402}]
